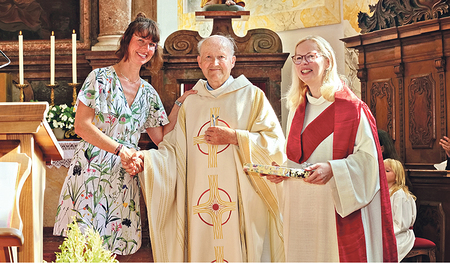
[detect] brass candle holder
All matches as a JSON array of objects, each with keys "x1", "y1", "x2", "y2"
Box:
[
  {"x1": 68, "y1": 83, "x2": 81, "y2": 106},
  {"x1": 46, "y1": 83, "x2": 59, "y2": 105},
  {"x1": 14, "y1": 83, "x2": 28, "y2": 102}
]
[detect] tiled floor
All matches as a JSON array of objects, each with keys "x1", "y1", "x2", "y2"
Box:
[{"x1": 43, "y1": 228, "x2": 154, "y2": 262}]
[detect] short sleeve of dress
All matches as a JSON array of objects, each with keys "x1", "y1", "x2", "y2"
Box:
[
  {"x1": 142, "y1": 84, "x2": 169, "y2": 129},
  {"x1": 76, "y1": 67, "x2": 113, "y2": 114}
]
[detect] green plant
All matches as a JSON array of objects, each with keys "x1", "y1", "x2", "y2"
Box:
[
  {"x1": 46, "y1": 104, "x2": 75, "y2": 130},
  {"x1": 53, "y1": 217, "x2": 118, "y2": 263}
]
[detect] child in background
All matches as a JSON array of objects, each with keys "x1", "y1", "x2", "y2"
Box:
[{"x1": 384, "y1": 158, "x2": 417, "y2": 261}]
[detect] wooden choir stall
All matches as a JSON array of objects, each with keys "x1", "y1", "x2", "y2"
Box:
[
  {"x1": 342, "y1": 0, "x2": 450, "y2": 261},
  {"x1": 0, "y1": 102, "x2": 63, "y2": 262}
]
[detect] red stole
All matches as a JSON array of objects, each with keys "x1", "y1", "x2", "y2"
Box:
[{"x1": 286, "y1": 86, "x2": 397, "y2": 262}]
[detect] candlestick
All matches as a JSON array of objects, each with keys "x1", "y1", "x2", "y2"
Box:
[
  {"x1": 46, "y1": 83, "x2": 58, "y2": 105},
  {"x1": 18, "y1": 31, "x2": 24, "y2": 84},
  {"x1": 50, "y1": 31, "x2": 55, "y2": 85},
  {"x1": 68, "y1": 82, "x2": 81, "y2": 106},
  {"x1": 72, "y1": 30, "x2": 77, "y2": 83},
  {"x1": 14, "y1": 83, "x2": 28, "y2": 102}
]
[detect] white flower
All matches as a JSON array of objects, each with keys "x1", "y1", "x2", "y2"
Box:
[{"x1": 46, "y1": 104, "x2": 76, "y2": 131}]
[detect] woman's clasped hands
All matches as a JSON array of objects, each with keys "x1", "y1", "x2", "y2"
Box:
[{"x1": 121, "y1": 151, "x2": 144, "y2": 176}]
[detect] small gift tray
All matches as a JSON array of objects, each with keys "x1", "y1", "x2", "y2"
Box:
[{"x1": 243, "y1": 163, "x2": 312, "y2": 178}]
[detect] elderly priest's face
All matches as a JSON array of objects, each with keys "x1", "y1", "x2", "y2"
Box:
[{"x1": 197, "y1": 36, "x2": 236, "y2": 89}]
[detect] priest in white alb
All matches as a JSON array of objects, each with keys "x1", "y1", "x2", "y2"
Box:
[{"x1": 122, "y1": 35, "x2": 286, "y2": 262}]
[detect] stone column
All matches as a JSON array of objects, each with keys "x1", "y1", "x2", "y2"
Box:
[{"x1": 92, "y1": 0, "x2": 131, "y2": 51}]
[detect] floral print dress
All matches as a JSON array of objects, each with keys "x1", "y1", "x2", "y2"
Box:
[{"x1": 53, "y1": 66, "x2": 168, "y2": 255}]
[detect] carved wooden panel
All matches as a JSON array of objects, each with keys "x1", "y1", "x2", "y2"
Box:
[
  {"x1": 343, "y1": 9, "x2": 450, "y2": 262},
  {"x1": 370, "y1": 79, "x2": 395, "y2": 140},
  {"x1": 358, "y1": 0, "x2": 450, "y2": 33},
  {"x1": 408, "y1": 74, "x2": 436, "y2": 149}
]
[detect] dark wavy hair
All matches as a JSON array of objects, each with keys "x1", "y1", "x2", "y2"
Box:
[
  {"x1": 378, "y1": 129, "x2": 400, "y2": 160},
  {"x1": 115, "y1": 12, "x2": 163, "y2": 74}
]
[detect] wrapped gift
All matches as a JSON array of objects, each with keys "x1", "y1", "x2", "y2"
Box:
[{"x1": 243, "y1": 163, "x2": 312, "y2": 178}]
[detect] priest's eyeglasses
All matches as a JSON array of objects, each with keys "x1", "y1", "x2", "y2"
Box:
[{"x1": 291, "y1": 52, "x2": 321, "y2": 65}]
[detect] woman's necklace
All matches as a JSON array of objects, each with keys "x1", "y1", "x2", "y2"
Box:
[{"x1": 119, "y1": 71, "x2": 140, "y2": 84}]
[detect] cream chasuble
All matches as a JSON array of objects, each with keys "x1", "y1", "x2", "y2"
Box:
[{"x1": 139, "y1": 75, "x2": 286, "y2": 262}]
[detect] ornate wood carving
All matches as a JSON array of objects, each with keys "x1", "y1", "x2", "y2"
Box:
[
  {"x1": 361, "y1": 82, "x2": 367, "y2": 104},
  {"x1": 440, "y1": 72, "x2": 446, "y2": 160},
  {"x1": 398, "y1": 76, "x2": 405, "y2": 160},
  {"x1": 164, "y1": 31, "x2": 204, "y2": 56},
  {"x1": 164, "y1": 17, "x2": 282, "y2": 55},
  {"x1": 394, "y1": 63, "x2": 405, "y2": 159},
  {"x1": 394, "y1": 63, "x2": 404, "y2": 78},
  {"x1": 434, "y1": 57, "x2": 446, "y2": 158},
  {"x1": 408, "y1": 74, "x2": 436, "y2": 148},
  {"x1": 357, "y1": 68, "x2": 367, "y2": 82},
  {"x1": 358, "y1": 0, "x2": 450, "y2": 33},
  {"x1": 370, "y1": 79, "x2": 395, "y2": 138}
]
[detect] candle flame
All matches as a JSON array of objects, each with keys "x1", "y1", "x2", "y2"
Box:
[
  {"x1": 73, "y1": 29, "x2": 75, "y2": 34},
  {"x1": 52, "y1": 31, "x2": 54, "y2": 36},
  {"x1": 19, "y1": 31, "x2": 22, "y2": 35}
]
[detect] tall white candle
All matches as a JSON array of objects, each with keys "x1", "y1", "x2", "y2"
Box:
[
  {"x1": 72, "y1": 30, "x2": 77, "y2": 83},
  {"x1": 50, "y1": 31, "x2": 55, "y2": 85},
  {"x1": 18, "y1": 31, "x2": 24, "y2": 85}
]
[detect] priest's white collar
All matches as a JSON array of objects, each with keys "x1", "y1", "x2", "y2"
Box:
[
  {"x1": 206, "y1": 76, "x2": 234, "y2": 91},
  {"x1": 306, "y1": 91, "x2": 328, "y2": 105}
]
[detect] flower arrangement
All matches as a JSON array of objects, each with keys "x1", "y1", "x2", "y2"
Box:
[
  {"x1": 46, "y1": 104, "x2": 75, "y2": 130},
  {"x1": 52, "y1": 217, "x2": 118, "y2": 263}
]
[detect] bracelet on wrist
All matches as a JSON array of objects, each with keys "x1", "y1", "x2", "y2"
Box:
[
  {"x1": 114, "y1": 144, "x2": 123, "y2": 155},
  {"x1": 175, "y1": 100, "x2": 182, "y2": 107}
]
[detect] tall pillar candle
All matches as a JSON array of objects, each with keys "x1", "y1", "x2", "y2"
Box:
[
  {"x1": 50, "y1": 31, "x2": 55, "y2": 85},
  {"x1": 18, "y1": 31, "x2": 24, "y2": 84},
  {"x1": 72, "y1": 30, "x2": 77, "y2": 83}
]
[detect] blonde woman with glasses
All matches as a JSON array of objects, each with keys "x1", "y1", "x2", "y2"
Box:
[{"x1": 264, "y1": 35, "x2": 397, "y2": 262}]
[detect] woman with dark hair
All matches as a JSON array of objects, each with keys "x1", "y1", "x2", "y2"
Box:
[
  {"x1": 378, "y1": 129, "x2": 400, "y2": 160},
  {"x1": 53, "y1": 13, "x2": 195, "y2": 255}
]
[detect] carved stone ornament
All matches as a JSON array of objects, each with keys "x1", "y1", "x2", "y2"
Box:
[{"x1": 358, "y1": 0, "x2": 450, "y2": 33}]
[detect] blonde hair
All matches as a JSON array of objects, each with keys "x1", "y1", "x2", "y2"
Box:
[
  {"x1": 285, "y1": 35, "x2": 343, "y2": 112},
  {"x1": 384, "y1": 158, "x2": 416, "y2": 200}
]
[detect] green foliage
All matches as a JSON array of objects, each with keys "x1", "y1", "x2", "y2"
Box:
[
  {"x1": 46, "y1": 104, "x2": 75, "y2": 130},
  {"x1": 54, "y1": 217, "x2": 118, "y2": 263}
]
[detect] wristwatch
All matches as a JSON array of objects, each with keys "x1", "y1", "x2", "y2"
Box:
[{"x1": 175, "y1": 100, "x2": 182, "y2": 107}]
